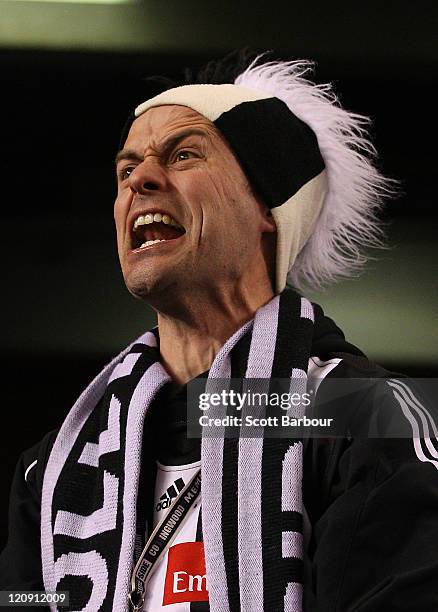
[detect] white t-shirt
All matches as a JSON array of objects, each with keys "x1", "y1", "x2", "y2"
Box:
[{"x1": 142, "y1": 459, "x2": 209, "y2": 611}]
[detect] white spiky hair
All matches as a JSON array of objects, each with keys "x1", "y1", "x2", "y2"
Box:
[{"x1": 235, "y1": 56, "x2": 397, "y2": 292}]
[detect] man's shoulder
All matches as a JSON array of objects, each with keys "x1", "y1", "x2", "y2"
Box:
[
  {"x1": 319, "y1": 350, "x2": 400, "y2": 378},
  {"x1": 312, "y1": 351, "x2": 419, "y2": 435},
  {"x1": 308, "y1": 350, "x2": 438, "y2": 487}
]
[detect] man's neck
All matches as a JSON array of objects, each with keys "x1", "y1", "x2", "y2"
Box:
[{"x1": 156, "y1": 286, "x2": 275, "y2": 385}]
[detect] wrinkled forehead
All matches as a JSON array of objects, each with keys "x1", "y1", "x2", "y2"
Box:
[
  {"x1": 120, "y1": 83, "x2": 325, "y2": 210},
  {"x1": 125, "y1": 104, "x2": 218, "y2": 144}
]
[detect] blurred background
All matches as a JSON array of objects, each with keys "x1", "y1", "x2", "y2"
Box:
[{"x1": 1, "y1": 0, "x2": 437, "y2": 548}]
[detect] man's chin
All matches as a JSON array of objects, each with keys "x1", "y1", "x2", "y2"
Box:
[{"x1": 123, "y1": 272, "x2": 174, "y2": 303}]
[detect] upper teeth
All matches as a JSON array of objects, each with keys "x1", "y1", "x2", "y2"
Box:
[{"x1": 133, "y1": 212, "x2": 183, "y2": 230}]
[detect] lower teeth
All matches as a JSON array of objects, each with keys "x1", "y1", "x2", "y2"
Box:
[{"x1": 139, "y1": 239, "x2": 167, "y2": 249}]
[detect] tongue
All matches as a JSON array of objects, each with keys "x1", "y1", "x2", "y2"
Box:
[{"x1": 144, "y1": 223, "x2": 184, "y2": 241}]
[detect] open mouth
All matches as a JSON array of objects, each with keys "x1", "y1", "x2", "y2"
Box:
[{"x1": 130, "y1": 212, "x2": 186, "y2": 251}]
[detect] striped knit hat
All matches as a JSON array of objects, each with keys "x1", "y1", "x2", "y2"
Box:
[{"x1": 121, "y1": 57, "x2": 393, "y2": 294}]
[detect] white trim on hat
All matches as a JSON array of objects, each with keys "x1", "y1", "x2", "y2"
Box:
[
  {"x1": 272, "y1": 170, "x2": 328, "y2": 294},
  {"x1": 135, "y1": 83, "x2": 272, "y2": 122}
]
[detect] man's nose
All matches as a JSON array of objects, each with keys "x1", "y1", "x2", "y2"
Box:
[{"x1": 129, "y1": 160, "x2": 167, "y2": 194}]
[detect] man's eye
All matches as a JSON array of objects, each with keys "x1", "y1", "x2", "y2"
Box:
[
  {"x1": 174, "y1": 150, "x2": 195, "y2": 162},
  {"x1": 119, "y1": 166, "x2": 134, "y2": 181}
]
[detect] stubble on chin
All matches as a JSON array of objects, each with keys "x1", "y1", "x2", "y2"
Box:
[{"x1": 123, "y1": 266, "x2": 179, "y2": 304}]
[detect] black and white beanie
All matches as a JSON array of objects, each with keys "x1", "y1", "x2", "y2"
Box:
[{"x1": 124, "y1": 58, "x2": 394, "y2": 293}]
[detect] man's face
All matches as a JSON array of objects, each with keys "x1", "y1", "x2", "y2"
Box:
[{"x1": 114, "y1": 104, "x2": 275, "y2": 303}]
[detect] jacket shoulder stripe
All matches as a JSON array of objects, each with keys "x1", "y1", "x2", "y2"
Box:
[
  {"x1": 24, "y1": 459, "x2": 38, "y2": 482},
  {"x1": 387, "y1": 379, "x2": 438, "y2": 470}
]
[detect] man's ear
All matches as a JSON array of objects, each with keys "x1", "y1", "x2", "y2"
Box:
[
  {"x1": 263, "y1": 208, "x2": 277, "y2": 233},
  {"x1": 261, "y1": 229, "x2": 277, "y2": 291}
]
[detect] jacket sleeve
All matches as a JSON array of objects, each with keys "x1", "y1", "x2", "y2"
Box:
[
  {"x1": 0, "y1": 431, "x2": 57, "y2": 590},
  {"x1": 305, "y1": 378, "x2": 438, "y2": 612}
]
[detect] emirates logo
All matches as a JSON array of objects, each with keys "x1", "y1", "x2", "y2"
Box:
[{"x1": 163, "y1": 542, "x2": 209, "y2": 604}]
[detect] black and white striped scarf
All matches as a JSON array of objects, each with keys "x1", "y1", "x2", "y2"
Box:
[{"x1": 41, "y1": 287, "x2": 314, "y2": 611}]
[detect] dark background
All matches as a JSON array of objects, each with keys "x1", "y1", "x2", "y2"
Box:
[{"x1": 1, "y1": 1, "x2": 437, "y2": 549}]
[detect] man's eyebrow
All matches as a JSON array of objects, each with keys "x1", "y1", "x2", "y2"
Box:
[
  {"x1": 115, "y1": 128, "x2": 208, "y2": 166},
  {"x1": 115, "y1": 149, "x2": 143, "y2": 166},
  {"x1": 160, "y1": 128, "x2": 209, "y2": 156}
]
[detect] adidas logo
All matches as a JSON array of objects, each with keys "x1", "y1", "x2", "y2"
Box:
[{"x1": 156, "y1": 477, "x2": 185, "y2": 512}]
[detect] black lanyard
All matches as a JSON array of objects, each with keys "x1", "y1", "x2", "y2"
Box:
[{"x1": 129, "y1": 469, "x2": 202, "y2": 611}]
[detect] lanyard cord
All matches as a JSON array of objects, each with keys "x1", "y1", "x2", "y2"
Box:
[{"x1": 129, "y1": 469, "x2": 202, "y2": 611}]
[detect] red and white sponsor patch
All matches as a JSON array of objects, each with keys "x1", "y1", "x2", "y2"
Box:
[{"x1": 163, "y1": 542, "x2": 209, "y2": 605}]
